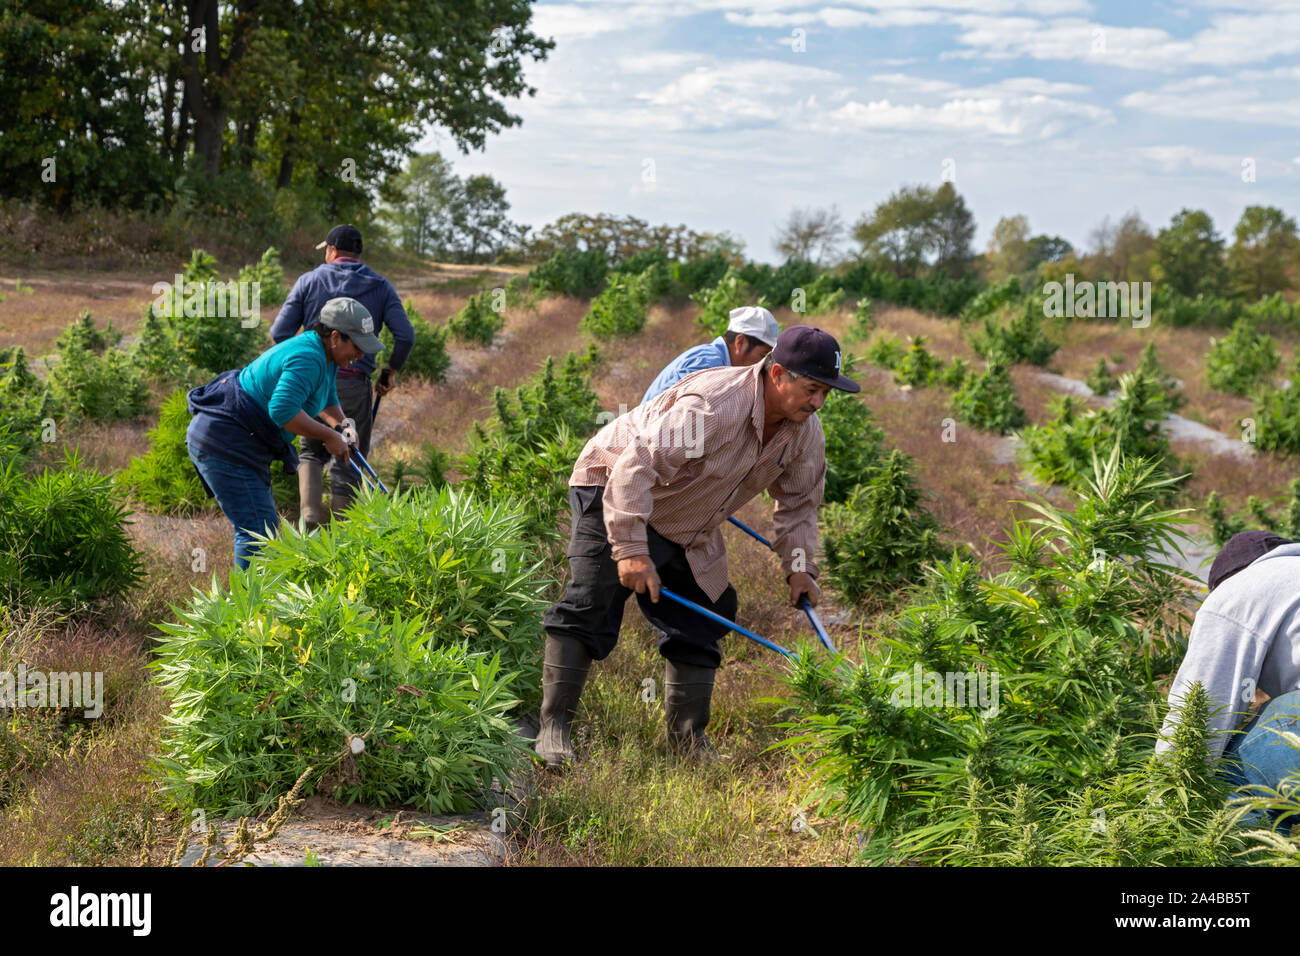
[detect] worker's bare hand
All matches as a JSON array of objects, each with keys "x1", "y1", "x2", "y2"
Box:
[
  {"x1": 788, "y1": 572, "x2": 820, "y2": 608},
  {"x1": 618, "y1": 556, "x2": 661, "y2": 602},
  {"x1": 376, "y1": 368, "x2": 397, "y2": 396},
  {"x1": 324, "y1": 430, "x2": 351, "y2": 466}
]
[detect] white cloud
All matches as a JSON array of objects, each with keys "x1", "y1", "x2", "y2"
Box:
[
  {"x1": 949, "y1": 11, "x2": 1300, "y2": 69},
  {"x1": 635, "y1": 60, "x2": 843, "y2": 130},
  {"x1": 617, "y1": 52, "x2": 709, "y2": 74},
  {"x1": 827, "y1": 80, "x2": 1110, "y2": 139},
  {"x1": 724, "y1": 7, "x2": 946, "y2": 28},
  {"x1": 1132, "y1": 145, "x2": 1247, "y2": 175},
  {"x1": 1122, "y1": 69, "x2": 1300, "y2": 126}
]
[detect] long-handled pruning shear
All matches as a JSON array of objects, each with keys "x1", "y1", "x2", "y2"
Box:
[
  {"x1": 658, "y1": 588, "x2": 793, "y2": 659},
  {"x1": 726, "y1": 515, "x2": 836, "y2": 653},
  {"x1": 346, "y1": 446, "x2": 389, "y2": 494}
]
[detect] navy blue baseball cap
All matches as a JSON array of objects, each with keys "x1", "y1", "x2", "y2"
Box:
[
  {"x1": 772, "y1": 325, "x2": 860, "y2": 393},
  {"x1": 316, "y1": 224, "x2": 363, "y2": 254}
]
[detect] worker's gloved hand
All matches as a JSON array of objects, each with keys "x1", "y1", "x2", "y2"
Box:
[
  {"x1": 338, "y1": 417, "x2": 359, "y2": 447},
  {"x1": 375, "y1": 367, "x2": 396, "y2": 396},
  {"x1": 618, "y1": 555, "x2": 662, "y2": 602},
  {"x1": 788, "y1": 572, "x2": 820, "y2": 608},
  {"x1": 324, "y1": 429, "x2": 351, "y2": 465}
]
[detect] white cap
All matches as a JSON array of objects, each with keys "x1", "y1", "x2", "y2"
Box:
[{"x1": 727, "y1": 306, "x2": 780, "y2": 347}]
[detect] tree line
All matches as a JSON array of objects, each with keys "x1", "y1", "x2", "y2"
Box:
[{"x1": 0, "y1": 0, "x2": 552, "y2": 223}]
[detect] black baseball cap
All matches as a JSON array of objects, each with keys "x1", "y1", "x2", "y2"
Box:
[
  {"x1": 316, "y1": 224, "x2": 363, "y2": 254},
  {"x1": 772, "y1": 325, "x2": 860, "y2": 393},
  {"x1": 1208, "y1": 530, "x2": 1294, "y2": 591}
]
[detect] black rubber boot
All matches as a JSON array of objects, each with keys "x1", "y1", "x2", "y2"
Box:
[
  {"x1": 665, "y1": 660, "x2": 719, "y2": 759},
  {"x1": 535, "y1": 634, "x2": 592, "y2": 770}
]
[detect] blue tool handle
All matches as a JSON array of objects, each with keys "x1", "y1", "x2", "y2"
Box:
[
  {"x1": 727, "y1": 516, "x2": 772, "y2": 549},
  {"x1": 350, "y1": 448, "x2": 389, "y2": 494},
  {"x1": 658, "y1": 587, "x2": 792, "y2": 658},
  {"x1": 799, "y1": 598, "x2": 835, "y2": 653}
]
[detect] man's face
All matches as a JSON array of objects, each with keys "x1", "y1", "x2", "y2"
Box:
[
  {"x1": 771, "y1": 364, "x2": 832, "y2": 422},
  {"x1": 731, "y1": 334, "x2": 773, "y2": 367}
]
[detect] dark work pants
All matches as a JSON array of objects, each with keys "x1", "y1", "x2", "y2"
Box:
[
  {"x1": 543, "y1": 485, "x2": 738, "y2": 669},
  {"x1": 298, "y1": 374, "x2": 373, "y2": 498}
]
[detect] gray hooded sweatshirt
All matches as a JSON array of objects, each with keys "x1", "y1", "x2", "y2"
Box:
[{"x1": 1156, "y1": 543, "x2": 1300, "y2": 760}]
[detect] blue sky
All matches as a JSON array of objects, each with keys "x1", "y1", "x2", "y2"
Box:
[{"x1": 422, "y1": 0, "x2": 1300, "y2": 264}]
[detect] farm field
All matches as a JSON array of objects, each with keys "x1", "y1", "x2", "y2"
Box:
[{"x1": 4, "y1": 253, "x2": 1299, "y2": 868}]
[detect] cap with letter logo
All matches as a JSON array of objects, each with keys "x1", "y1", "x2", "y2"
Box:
[
  {"x1": 771, "y1": 325, "x2": 859, "y2": 392},
  {"x1": 318, "y1": 297, "x2": 384, "y2": 354}
]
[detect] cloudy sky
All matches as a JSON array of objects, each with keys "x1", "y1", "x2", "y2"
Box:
[{"x1": 423, "y1": 0, "x2": 1300, "y2": 263}]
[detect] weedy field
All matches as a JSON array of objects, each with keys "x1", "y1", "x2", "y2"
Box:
[{"x1": 3, "y1": 249, "x2": 1300, "y2": 866}]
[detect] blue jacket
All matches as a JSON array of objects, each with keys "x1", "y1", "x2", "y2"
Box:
[
  {"x1": 642, "y1": 337, "x2": 730, "y2": 405},
  {"x1": 186, "y1": 369, "x2": 300, "y2": 491},
  {"x1": 270, "y1": 260, "x2": 415, "y2": 377}
]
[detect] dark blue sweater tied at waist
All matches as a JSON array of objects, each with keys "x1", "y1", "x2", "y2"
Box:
[{"x1": 186, "y1": 368, "x2": 299, "y2": 493}]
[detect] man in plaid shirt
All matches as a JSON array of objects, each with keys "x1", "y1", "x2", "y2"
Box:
[{"x1": 537, "y1": 326, "x2": 861, "y2": 766}]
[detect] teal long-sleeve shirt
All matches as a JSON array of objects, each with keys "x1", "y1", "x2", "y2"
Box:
[{"x1": 238, "y1": 332, "x2": 340, "y2": 446}]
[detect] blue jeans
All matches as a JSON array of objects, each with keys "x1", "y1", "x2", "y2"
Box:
[
  {"x1": 188, "y1": 444, "x2": 280, "y2": 570},
  {"x1": 1220, "y1": 690, "x2": 1300, "y2": 829}
]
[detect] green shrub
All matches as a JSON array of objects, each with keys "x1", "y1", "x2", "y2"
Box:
[
  {"x1": 960, "y1": 275, "x2": 1021, "y2": 321},
  {"x1": 744, "y1": 259, "x2": 817, "y2": 309},
  {"x1": 503, "y1": 273, "x2": 537, "y2": 313},
  {"x1": 1204, "y1": 481, "x2": 1300, "y2": 547},
  {"x1": 0, "y1": 444, "x2": 143, "y2": 609},
  {"x1": 671, "y1": 252, "x2": 730, "y2": 294},
  {"x1": 893, "y1": 335, "x2": 940, "y2": 388},
  {"x1": 865, "y1": 334, "x2": 904, "y2": 371},
  {"x1": 1085, "y1": 356, "x2": 1118, "y2": 396},
  {"x1": 781, "y1": 449, "x2": 1243, "y2": 865},
  {"x1": 161, "y1": 250, "x2": 267, "y2": 373},
  {"x1": 529, "y1": 247, "x2": 608, "y2": 298},
  {"x1": 1242, "y1": 292, "x2": 1300, "y2": 328},
  {"x1": 785, "y1": 272, "x2": 845, "y2": 317},
  {"x1": 691, "y1": 265, "x2": 753, "y2": 337},
  {"x1": 821, "y1": 449, "x2": 945, "y2": 603},
  {"x1": 0, "y1": 347, "x2": 60, "y2": 455},
  {"x1": 154, "y1": 547, "x2": 535, "y2": 815},
  {"x1": 385, "y1": 442, "x2": 452, "y2": 493},
  {"x1": 46, "y1": 313, "x2": 148, "y2": 423},
  {"x1": 1248, "y1": 367, "x2": 1300, "y2": 455},
  {"x1": 237, "y1": 246, "x2": 288, "y2": 306},
  {"x1": 845, "y1": 298, "x2": 875, "y2": 343},
  {"x1": 1205, "y1": 319, "x2": 1280, "y2": 396},
  {"x1": 464, "y1": 346, "x2": 603, "y2": 540},
  {"x1": 1021, "y1": 370, "x2": 1180, "y2": 492},
  {"x1": 950, "y1": 360, "x2": 1026, "y2": 434},
  {"x1": 131, "y1": 305, "x2": 198, "y2": 388},
  {"x1": 1134, "y1": 342, "x2": 1185, "y2": 415},
  {"x1": 380, "y1": 299, "x2": 450, "y2": 382},
  {"x1": 580, "y1": 270, "x2": 651, "y2": 338},
  {"x1": 117, "y1": 390, "x2": 210, "y2": 514},
  {"x1": 613, "y1": 247, "x2": 673, "y2": 299},
  {"x1": 820, "y1": 375, "x2": 886, "y2": 504},
  {"x1": 838, "y1": 261, "x2": 982, "y2": 317},
  {"x1": 971, "y1": 301, "x2": 1059, "y2": 367},
  {"x1": 936, "y1": 357, "x2": 970, "y2": 389},
  {"x1": 448, "y1": 290, "x2": 505, "y2": 346}
]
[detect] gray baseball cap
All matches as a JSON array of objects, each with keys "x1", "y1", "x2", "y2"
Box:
[{"x1": 318, "y1": 297, "x2": 384, "y2": 354}]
